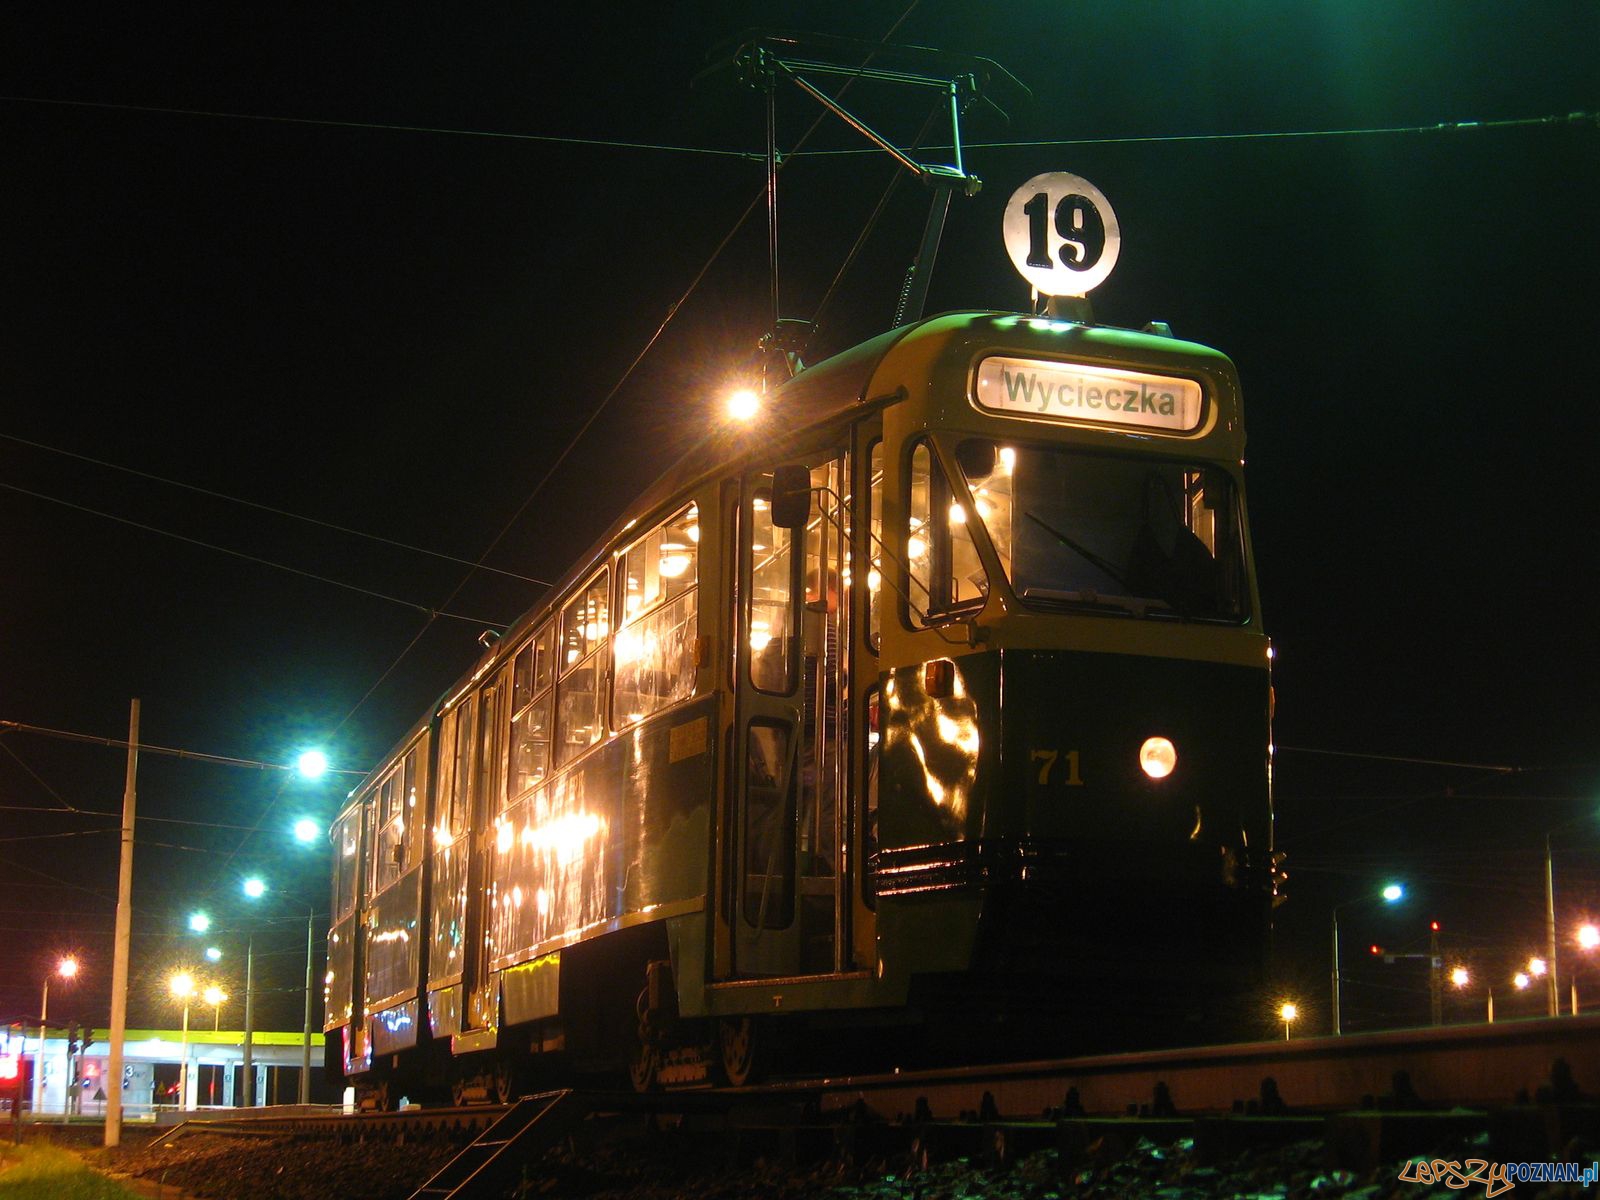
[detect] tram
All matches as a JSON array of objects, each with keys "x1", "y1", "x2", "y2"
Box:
[{"x1": 324, "y1": 296, "x2": 1275, "y2": 1103}]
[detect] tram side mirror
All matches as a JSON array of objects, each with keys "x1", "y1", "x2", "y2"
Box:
[
  {"x1": 770, "y1": 465, "x2": 812, "y2": 529},
  {"x1": 955, "y1": 439, "x2": 997, "y2": 480}
]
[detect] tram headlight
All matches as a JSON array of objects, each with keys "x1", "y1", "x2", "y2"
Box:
[{"x1": 1139, "y1": 736, "x2": 1177, "y2": 780}]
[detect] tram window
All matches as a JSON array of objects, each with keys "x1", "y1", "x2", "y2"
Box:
[
  {"x1": 743, "y1": 721, "x2": 795, "y2": 929},
  {"x1": 440, "y1": 698, "x2": 475, "y2": 837},
  {"x1": 615, "y1": 505, "x2": 699, "y2": 727},
  {"x1": 956, "y1": 442, "x2": 1247, "y2": 622},
  {"x1": 862, "y1": 685, "x2": 880, "y2": 910},
  {"x1": 556, "y1": 571, "x2": 610, "y2": 766},
  {"x1": 476, "y1": 681, "x2": 503, "y2": 824},
  {"x1": 402, "y1": 744, "x2": 423, "y2": 871},
  {"x1": 867, "y1": 440, "x2": 882, "y2": 649},
  {"x1": 749, "y1": 487, "x2": 796, "y2": 694},
  {"x1": 509, "y1": 624, "x2": 553, "y2": 798},
  {"x1": 907, "y1": 440, "x2": 987, "y2": 626},
  {"x1": 333, "y1": 809, "x2": 359, "y2": 920},
  {"x1": 371, "y1": 773, "x2": 402, "y2": 892}
]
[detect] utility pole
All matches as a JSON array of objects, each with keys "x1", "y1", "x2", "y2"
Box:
[
  {"x1": 300, "y1": 910, "x2": 314, "y2": 1104},
  {"x1": 1546, "y1": 835, "x2": 1560, "y2": 1017},
  {"x1": 1429, "y1": 923, "x2": 1443, "y2": 1026},
  {"x1": 104, "y1": 699, "x2": 138, "y2": 1148},
  {"x1": 242, "y1": 936, "x2": 255, "y2": 1106}
]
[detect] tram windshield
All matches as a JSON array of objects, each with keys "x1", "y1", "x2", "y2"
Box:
[{"x1": 956, "y1": 439, "x2": 1249, "y2": 622}]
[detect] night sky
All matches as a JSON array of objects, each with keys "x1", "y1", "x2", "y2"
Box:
[{"x1": 3, "y1": 3, "x2": 1596, "y2": 1040}]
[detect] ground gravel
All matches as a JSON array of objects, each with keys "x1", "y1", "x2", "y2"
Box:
[{"x1": 88, "y1": 1120, "x2": 1600, "y2": 1200}]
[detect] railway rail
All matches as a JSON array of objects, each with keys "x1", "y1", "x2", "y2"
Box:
[{"x1": 150, "y1": 1014, "x2": 1600, "y2": 1194}]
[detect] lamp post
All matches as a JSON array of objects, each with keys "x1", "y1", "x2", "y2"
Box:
[
  {"x1": 1279, "y1": 1001, "x2": 1298, "y2": 1042},
  {"x1": 34, "y1": 956, "x2": 79, "y2": 1118},
  {"x1": 169, "y1": 972, "x2": 196, "y2": 1112},
  {"x1": 1573, "y1": 922, "x2": 1600, "y2": 1015},
  {"x1": 242, "y1": 877, "x2": 318, "y2": 1106},
  {"x1": 1331, "y1": 883, "x2": 1405, "y2": 1036}
]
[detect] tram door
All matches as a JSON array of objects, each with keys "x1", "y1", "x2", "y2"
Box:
[
  {"x1": 461, "y1": 678, "x2": 502, "y2": 1030},
  {"x1": 729, "y1": 454, "x2": 848, "y2": 977}
]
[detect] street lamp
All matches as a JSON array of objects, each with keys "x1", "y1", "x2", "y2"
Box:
[
  {"x1": 241, "y1": 877, "x2": 318, "y2": 1106},
  {"x1": 1279, "y1": 1001, "x2": 1298, "y2": 1042},
  {"x1": 1331, "y1": 882, "x2": 1406, "y2": 1035},
  {"x1": 169, "y1": 972, "x2": 197, "y2": 1112},
  {"x1": 202, "y1": 985, "x2": 228, "y2": 1032},
  {"x1": 34, "y1": 956, "x2": 80, "y2": 1117},
  {"x1": 1571, "y1": 922, "x2": 1600, "y2": 1014},
  {"x1": 296, "y1": 749, "x2": 329, "y2": 780}
]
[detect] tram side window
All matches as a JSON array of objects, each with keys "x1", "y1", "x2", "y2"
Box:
[
  {"x1": 509, "y1": 624, "x2": 554, "y2": 799},
  {"x1": 749, "y1": 487, "x2": 797, "y2": 694},
  {"x1": 615, "y1": 504, "x2": 699, "y2": 727},
  {"x1": 867, "y1": 440, "x2": 882, "y2": 649},
  {"x1": 438, "y1": 699, "x2": 475, "y2": 839},
  {"x1": 556, "y1": 571, "x2": 610, "y2": 766},
  {"x1": 333, "y1": 810, "x2": 359, "y2": 920},
  {"x1": 907, "y1": 440, "x2": 987, "y2": 625},
  {"x1": 401, "y1": 743, "x2": 423, "y2": 871},
  {"x1": 372, "y1": 764, "x2": 413, "y2": 893}
]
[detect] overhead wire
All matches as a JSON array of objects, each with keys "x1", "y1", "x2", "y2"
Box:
[
  {"x1": 4, "y1": 93, "x2": 1588, "y2": 155},
  {"x1": 0, "y1": 433, "x2": 553, "y2": 587},
  {"x1": 0, "y1": 481, "x2": 510, "y2": 628},
  {"x1": 197, "y1": 0, "x2": 929, "y2": 897}
]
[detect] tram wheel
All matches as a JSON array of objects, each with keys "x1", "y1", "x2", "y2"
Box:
[
  {"x1": 492, "y1": 1059, "x2": 522, "y2": 1106},
  {"x1": 717, "y1": 1016, "x2": 761, "y2": 1087},
  {"x1": 628, "y1": 1041, "x2": 659, "y2": 1093}
]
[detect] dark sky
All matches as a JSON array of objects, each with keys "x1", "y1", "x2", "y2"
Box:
[{"x1": 2, "y1": 3, "x2": 1596, "y2": 1037}]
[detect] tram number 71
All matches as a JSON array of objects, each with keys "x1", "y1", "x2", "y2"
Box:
[{"x1": 1031, "y1": 749, "x2": 1084, "y2": 786}]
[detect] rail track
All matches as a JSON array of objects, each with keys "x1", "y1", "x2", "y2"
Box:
[{"x1": 146, "y1": 1016, "x2": 1600, "y2": 1197}]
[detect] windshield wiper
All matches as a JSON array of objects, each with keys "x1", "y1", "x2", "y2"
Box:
[
  {"x1": 1023, "y1": 510, "x2": 1141, "y2": 596},
  {"x1": 1021, "y1": 586, "x2": 1176, "y2": 619}
]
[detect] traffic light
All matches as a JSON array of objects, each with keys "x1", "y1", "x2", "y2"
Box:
[
  {"x1": 66, "y1": 1022, "x2": 79, "y2": 1058},
  {"x1": 1369, "y1": 944, "x2": 1384, "y2": 956},
  {"x1": 79, "y1": 1030, "x2": 95, "y2": 1055}
]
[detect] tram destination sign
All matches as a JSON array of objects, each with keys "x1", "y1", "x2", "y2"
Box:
[{"x1": 974, "y1": 356, "x2": 1203, "y2": 433}]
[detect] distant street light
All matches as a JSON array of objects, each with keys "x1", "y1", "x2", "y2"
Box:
[
  {"x1": 1279, "y1": 1001, "x2": 1298, "y2": 1041},
  {"x1": 1572, "y1": 923, "x2": 1600, "y2": 1014},
  {"x1": 202, "y1": 985, "x2": 228, "y2": 1032},
  {"x1": 727, "y1": 388, "x2": 760, "y2": 421},
  {"x1": 169, "y1": 972, "x2": 197, "y2": 1112},
  {"x1": 1332, "y1": 882, "x2": 1407, "y2": 1035},
  {"x1": 205, "y1": 946, "x2": 223, "y2": 963},
  {"x1": 188, "y1": 912, "x2": 211, "y2": 934},
  {"x1": 292, "y1": 818, "x2": 320, "y2": 844},
  {"x1": 242, "y1": 877, "x2": 318, "y2": 1106},
  {"x1": 35, "y1": 956, "x2": 81, "y2": 1117}
]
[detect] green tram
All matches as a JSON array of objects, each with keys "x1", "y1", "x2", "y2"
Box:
[{"x1": 325, "y1": 310, "x2": 1274, "y2": 1104}]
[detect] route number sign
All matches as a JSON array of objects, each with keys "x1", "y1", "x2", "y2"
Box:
[{"x1": 1003, "y1": 172, "x2": 1121, "y2": 297}]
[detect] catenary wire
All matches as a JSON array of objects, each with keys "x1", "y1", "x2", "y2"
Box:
[
  {"x1": 4, "y1": 93, "x2": 1588, "y2": 154},
  {"x1": 0, "y1": 433, "x2": 553, "y2": 587},
  {"x1": 0, "y1": 481, "x2": 509, "y2": 628}
]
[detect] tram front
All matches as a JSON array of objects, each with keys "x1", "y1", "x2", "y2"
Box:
[{"x1": 868, "y1": 313, "x2": 1274, "y2": 1049}]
